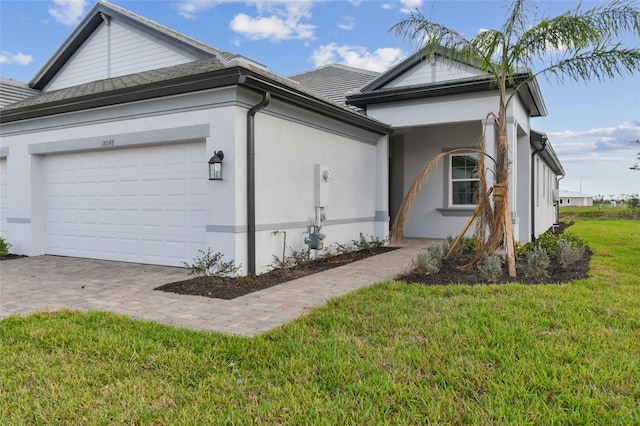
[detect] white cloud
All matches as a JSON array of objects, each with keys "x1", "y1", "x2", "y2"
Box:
[
  {"x1": 549, "y1": 121, "x2": 640, "y2": 160},
  {"x1": 49, "y1": 0, "x2": 88, "y2": 26},
  {"x1": 400, "y1": 0, "x2": 424, "y2": 14},
  {"x1": 337, "y1": 16, "x2": 355, "y2": 31},
  {"x1": 311, "y1": 43, "x2": 405, "y2": 72},
  {"x1": 0, "y1": 51, "x2": 34, "y2": 65},
  {"x1": 381, "y1": 0, "x2": 423, "y2": 14},
  {"x1": 175, "y1": 0, "x2": 219, "y2": 20},
  {"x1": 230, "y1": 1, "x2": 315, "y2": 41}
]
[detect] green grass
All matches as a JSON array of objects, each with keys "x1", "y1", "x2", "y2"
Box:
[
  {"x1": 561, "y1": 204, "x2": 639, "y2": 219},
  {"x1": 2, "y1": 219, "x2": 639, "y2": 424}
]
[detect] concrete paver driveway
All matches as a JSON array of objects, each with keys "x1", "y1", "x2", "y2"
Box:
[{"x1": 0, "y1": 242, "x2": 426, "y2": 336}]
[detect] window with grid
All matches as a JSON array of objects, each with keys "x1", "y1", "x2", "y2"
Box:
[{"x1": 450, "y1": 153, "x2": 479, "y2": 206}]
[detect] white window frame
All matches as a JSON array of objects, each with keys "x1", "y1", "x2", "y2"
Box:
[{"x1": 449, "y1": 152, "x2": 480, "y2": 207}]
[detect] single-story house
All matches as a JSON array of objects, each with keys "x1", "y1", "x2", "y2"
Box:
[
  {"x1": 557, "y1": 190, "x2": 594, "y2": 207},
  {"x1": 0, "y1": 0, "x2": 564, "y2": 274}
]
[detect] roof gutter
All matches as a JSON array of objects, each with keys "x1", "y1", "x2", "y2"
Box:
[
  {"x1": 2, "y1": 66, "x2": 391, "y2": 136},
  {"x1": 347, "y1": 72, "x2": 546, "y2": 118}
]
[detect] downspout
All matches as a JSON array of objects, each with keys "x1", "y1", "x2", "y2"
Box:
[
  {"x1": 556, "y1": 175, "x2": 565, "y2": 230},
  {"x1": 246, "y1": 91, "x2": 271, "y2": 276},
  {"x1": 530, "y1": 136, "x2": 547, "y2": 242}
]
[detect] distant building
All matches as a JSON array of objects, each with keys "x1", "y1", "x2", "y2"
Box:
[{"x1": 558, "y1": 190, "x2": 593, "y2": 207}]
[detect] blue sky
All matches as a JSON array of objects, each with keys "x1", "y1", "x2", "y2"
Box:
[{"x1": 1, "y1": 0, "x2": 639, "y2": 197}]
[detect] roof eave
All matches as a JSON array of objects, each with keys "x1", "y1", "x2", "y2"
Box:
[
  {"x1": 349, "y1": 72, "x2": 548, "y2": 118},
  {"x1": 530, "y1": 130, "x2": 565, "y2": 176},
  {"x1": 3, "y1": 66, "x2": 392, "y2": 136},
  {"x1": 5, "y1": 69, "x2": 242, "y2": 123},
  {"x1": 239, "y1": 69, "x2": 390, "y2": 135},
  {"x1": 347, "y1": 77, "x2": 501, "y2": 107}
]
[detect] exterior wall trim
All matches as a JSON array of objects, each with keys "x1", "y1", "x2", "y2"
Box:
[
  {"x1": 7, "y1": 217, "x2": 31, "y2": 223},
  {"x1": 28, "y1": 124, "x2": 209, "y2": 155},
  {"x1": 207, "y1": 216, "x2": 379, "y2": 233}
]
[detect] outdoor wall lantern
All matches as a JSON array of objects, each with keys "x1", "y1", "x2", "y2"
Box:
[{"x1": 208, "y1": 151, "x2": 224, "y2": 180}]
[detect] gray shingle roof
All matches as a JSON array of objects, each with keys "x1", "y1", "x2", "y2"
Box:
[
  {"x1": 0, "y1": 78, "x2": 40, "y2": 108},
  {"x1": 288, "y1": 64, "x2": 380, "y2": 106},
  {"x1": 2, "y1": 57, "x2": 227, "y2": 112},
  {"x1": 1, "y1": 55, "x2": 390, "y2": 136}
]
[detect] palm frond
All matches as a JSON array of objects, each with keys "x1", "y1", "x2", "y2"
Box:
[
  {"x1": 577, "y1": 0, "x2": 640, "y2": 40},
  {"x1": 390, "y1": 10, "x2": 468, "y2": 55},
  {"x1": 390, "y1": 147, "x2": 496, "y2": 243},
  {"x1": 390, "y1": 10, "x2": 487, "y2": 69},
  {"x1": 514, "y1": 0, "x2": 640, "y2": 66},
  {"x1": 541, "y1": 47, "x2": 640, "y2": 84},
  {"x1": 502, "y1": 0, "x2": 535, "y2": 43}
]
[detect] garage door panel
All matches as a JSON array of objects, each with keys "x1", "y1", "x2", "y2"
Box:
[{"x1": 44, "y1": 142, "x2": 206, "y2": 266}]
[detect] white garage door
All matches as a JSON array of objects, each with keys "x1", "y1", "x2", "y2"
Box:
[
  {"x1": 44, "y1": 142, "x2": 207, "y2": 266},
  {"x1": 0, "y1": 158, "x2": 6, "y2": 238}
]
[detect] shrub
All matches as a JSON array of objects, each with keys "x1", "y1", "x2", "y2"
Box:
[
  {"x1": 183, "y1": 248, "x2": 241, "y2": 278},
  {"x1": 536, "y1": 232, "x2": 559, "y2": 255},
  {"x1": 289, "y1": 247, "x2": 311, "y2": 268},
  {"x1": 332, "y1": 242, "x2": 353, "y2": 256},
  {"x1": 557, "y1": 238, "x2": 585, "y2": 268},
  {"x1": 478, "y1": 252, "x2": 503, "y2": 282},
  {"x1": 0, "y1": 237, "x2": 11, "y2": 257},
  {"x1": 532, "y1": 229, "x2": 587, "y2": 260},
  {"x1": 515, "y1": 241, "x2": 535, "y2": 256},
  {"x1": 353, "y1": 233, "x2": 387, "y2": 253},
  {"x1": 270, "y1": 254, "x2": 295, "y2": 271},
  {"x1": 411, "y1": 244, "x2": 445, "y2": 275},
  {"x1": 526, "y1": 246, "x2": 550, "y2": 279},
  {"x1": 444, "y1": 235, "x2": 476, "y2": 259},
  {"x1": 561, "y1": 231, "x2": 587, "y2": 249}
]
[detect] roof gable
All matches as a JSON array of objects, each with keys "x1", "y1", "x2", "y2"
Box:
[
  {"x1": 31, "y1": 0, "x2": 223, "y2": 90},
  {"x1": 361, "y1": 48, "x2": 488, "y2": 93},
  {"x1": 349, "y1": 47, "x2": 547, "y2": 118},
  {"x1": 377, "y1": 54, "x2": 485, "y2": 90}
]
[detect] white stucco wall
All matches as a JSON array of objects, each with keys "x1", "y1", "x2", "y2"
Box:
[
  {"x1": 370, "y1": 89, "x2": 553, "y2": 243},
  {"x1": 235, "y1": 89, "x2": 388, "y2": 273},
  {"x1": 0, "y1": 85, "x2": 389, "y2": 273},
  {"x1": 392, "y1": 121, "x2": 484, "y2": 239},
  {"x1": 0, "y1": 88, "x2": 239, "y2": 266},
  {"x1": 532, "y1": 156, "x2": 559, "y2": 236}
]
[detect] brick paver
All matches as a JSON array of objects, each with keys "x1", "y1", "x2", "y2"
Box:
[{"x1": 0, "y1": 240, "x2": 431, "y2": 336}]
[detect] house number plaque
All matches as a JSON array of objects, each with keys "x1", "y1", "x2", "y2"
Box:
[{"x1": 101, "y1": 139, "x2": 115, "y2": 147}]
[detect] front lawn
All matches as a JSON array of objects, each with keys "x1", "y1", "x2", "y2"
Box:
[{"x1": 1, "y1": 219, "x2": 639, "y2": 424}]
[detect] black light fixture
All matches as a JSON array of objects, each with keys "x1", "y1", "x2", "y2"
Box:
[{"x1": 208, "y1": 151, "x2": 224, "y2": 180}]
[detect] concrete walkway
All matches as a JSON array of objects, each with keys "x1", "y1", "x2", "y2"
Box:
[{"x1": 0, "y1": 240, "x2": 432, "y2": 336}]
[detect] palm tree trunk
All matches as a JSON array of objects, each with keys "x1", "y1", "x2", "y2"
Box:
[{"x1": 491, "y1": 98, "x2": 517, "y2": 276}]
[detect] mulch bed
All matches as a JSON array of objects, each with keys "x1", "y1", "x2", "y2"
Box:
[
  {"x1": 398, "y1": 248, "x2": 591, "y2": 285},
  {"x1": 154, "y1": 247, "x2": 398, "y2": 300},
  {"x1": 156, "y1": 221, "x2": 592, "y2": 299},
  {"x1": 0, "y1": 254, "x2": 27, "y2": 261},
  {"x1": 399, "y1": 221, "x2": 591, "y2": 285}
]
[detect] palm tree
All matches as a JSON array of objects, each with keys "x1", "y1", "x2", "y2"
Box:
[{"x1": 391, "y1": 0, "x2": 640, "y2": 276}]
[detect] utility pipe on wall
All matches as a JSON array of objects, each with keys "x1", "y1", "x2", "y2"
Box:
[{"x1": 246, "y1": 91, "x2": 271, "y2": 276}]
